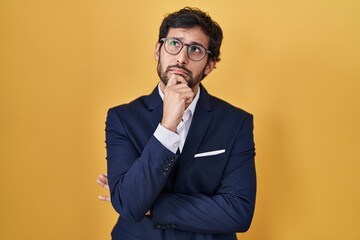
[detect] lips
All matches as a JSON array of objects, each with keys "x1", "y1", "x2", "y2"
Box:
[
  {"x1": 170, "y1": 68, "x2": 188, "y2": 75},
  {"x1": 168, "y1": 67, "x2": 191, "y2": 77}
]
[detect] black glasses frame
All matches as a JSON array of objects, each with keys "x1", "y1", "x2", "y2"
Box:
[{"x1": 160, "y1": 37, "x2": 212, "y2": 61}]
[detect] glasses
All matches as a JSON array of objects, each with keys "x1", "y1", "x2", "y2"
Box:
[{"x1": 160, "y1": 38, "x2": 211, "y2": 61}]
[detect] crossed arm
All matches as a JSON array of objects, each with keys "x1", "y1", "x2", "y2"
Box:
[{"x1": 97, "y1": 174, "x2": 152, "y2": 216}]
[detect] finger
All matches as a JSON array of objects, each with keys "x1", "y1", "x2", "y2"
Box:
[
  {"x1": 171, "y1": 84, "x2": 192, "y2": 92},
  {"x1": 96, "y1": 178, "x2": 105, "y2": 184},
  {"x1": 166, "y1": 74, "x2": 177, "y2": 87},
  {"x1": 185, "y1": 96, "x2": 194, "y2": 104},
  {"x1": 99, "y1": 174, "x2": 109, "y2": 185},
  {"x1": 173, "y1": 74, "x2": 187, "y2": 85},
  {"x1": 98, "y1": 195, "x2": 111, "y2": 202},
  {"x1": 99, "y1": 174, "x2": 108, "y2": 180},
  {"x1": 96, "y1": 179, "x2": 109, "y2": 189},
  {"x1": 167, "y1": 74, "x2": 185, "y2": 87},
  {"x1": 165, "y1": 84, "x2": 194, "y2": 104},
  {"x1": 176, "y1": 87, "x2": 194, "y2": 99},
  {"x1": 96, "y1": 179, "x2": 110, "y2": 190}
]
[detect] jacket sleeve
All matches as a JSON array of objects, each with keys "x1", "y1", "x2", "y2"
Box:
[
  {"x1": 105, "y1": 107, "x2": 178, "y2": 222},
  {"x1": 151, "y1": 115, "x2": 256, "y2": 234}
]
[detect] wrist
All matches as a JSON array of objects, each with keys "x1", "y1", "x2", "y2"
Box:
[{"x1": 160, "y1": 121, "x2": 177, "y2": 133}]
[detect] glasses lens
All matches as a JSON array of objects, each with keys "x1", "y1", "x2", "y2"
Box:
[
  {"x1": 165, "y1": 38, "x2": 182, "y2": 54},
  {"x1": 162, "y1": 38, "x2": 208, "y2": 61},
  {"x1": 188, "y1": 45, "x2": 206, "y2": 61}
]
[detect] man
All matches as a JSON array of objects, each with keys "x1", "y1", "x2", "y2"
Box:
[{"x1": 102, "y1": 7, "x2": 256, "y2": 240}]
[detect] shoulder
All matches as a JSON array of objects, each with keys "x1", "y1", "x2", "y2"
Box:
[
  {"x1": 208, "y1": 94, "x2": 253, "y2": 120},
  {"x1": 107, "y1": 92, "x2": 155, "y2": 118},
  {"x1": 200, "y1": 84, "x2": 252, "y2": 120},
  {"x1": 105, "y1": 95, "x2": 154, "y2": 133},
  {"x1": 108, "y1": 86, "x2": 160, "y2": 116},
  {"x1": 108, "y1": 96, "x2": 144, "y2": 113}
]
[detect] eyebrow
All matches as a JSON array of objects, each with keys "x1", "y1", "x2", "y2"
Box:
[{"x1": 171, "y1": 37, "x2": 207, "y2": 49}]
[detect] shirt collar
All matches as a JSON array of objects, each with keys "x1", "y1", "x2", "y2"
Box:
[{"x1": 157, "y1": 82, "x2": 200, "y2": 119}]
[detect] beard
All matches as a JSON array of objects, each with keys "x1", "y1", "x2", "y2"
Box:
[{"x1": 157, "y1": 61, "x2": 206, "y2": 89}]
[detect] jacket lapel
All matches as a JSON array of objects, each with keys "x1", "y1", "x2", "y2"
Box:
[
  {"x1": 144, "y1": 86, "x2": 163, "y2": 130},
  {"x1": 144, "y1": 84, "x2": 214, "y2": 190},
  {"x1": 174, "y1": 85, "x2": 213, "y2": 189}
]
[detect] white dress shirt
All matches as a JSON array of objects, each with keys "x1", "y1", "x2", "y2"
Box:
[{"x1": 153, "y1": 83, "x2": 200, "y2": 153}]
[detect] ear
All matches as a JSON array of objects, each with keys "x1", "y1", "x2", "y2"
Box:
[
  {"x1": 154, "y1": 42, "x2": 161, "y2": 61},
  {"x1": 204, "y1": 59, "x2": 216, "y2": 75}
]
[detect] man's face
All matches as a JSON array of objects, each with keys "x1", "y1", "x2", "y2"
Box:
[{"x1": 155, "y1": 27, "x2": 215, "y2": 90}]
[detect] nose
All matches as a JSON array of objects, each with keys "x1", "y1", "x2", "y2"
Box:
[{"x1": 176, "y1": 46, "x2": 189, "y2": 66}]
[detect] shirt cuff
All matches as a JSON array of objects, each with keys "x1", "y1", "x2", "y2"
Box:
[{"x1": 154, "y1": 124, "x2": 180, "y2": 154}]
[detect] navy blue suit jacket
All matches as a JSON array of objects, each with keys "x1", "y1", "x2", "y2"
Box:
[{"x1": 105, "y1": 84, "x2": 256, "y2": 240}]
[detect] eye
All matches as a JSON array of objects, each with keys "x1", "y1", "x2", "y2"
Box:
[
  {"x1": 188, "y1": 45, "x2": 202, "y2": 53},
  {"x1": 168, "y1": 38, "x2": 181, "y2": 47}
]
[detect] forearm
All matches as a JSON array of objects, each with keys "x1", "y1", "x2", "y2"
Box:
[
  {"x1": 151, "y1": 158, "x2": 256, "y2": 234},
  {"x1": 106, "y1": 107, "x2": 179, "y2": 221},
  {"x1": 107, "y1": 135, "x2": 178, "y2": 221},
  {"x1": 152, "y1": 191, "x2": 255, "y2": 233}
]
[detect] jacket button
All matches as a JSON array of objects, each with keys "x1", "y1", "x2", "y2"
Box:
[
  {"x1": 160, "y1": 169, "x2": 167, "y2": 175},
  {"x1": 155, "y1": 224, "x2": 161, "y2": 229},
  {"x1": 167, "y1": 156, "x2": 175, "y2": 162},
  {"x1": 171, "y1": 224, "x2": 177, "y2": 228}
]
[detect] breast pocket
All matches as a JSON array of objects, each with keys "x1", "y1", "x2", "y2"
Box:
[{"x1": 182, "y1": 153, "x2": 228, "y2": 194}]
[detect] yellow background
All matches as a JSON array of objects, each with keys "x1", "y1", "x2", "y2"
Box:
[{"x1": 0, "y1": 0, "x2": 359, "y2": 239}]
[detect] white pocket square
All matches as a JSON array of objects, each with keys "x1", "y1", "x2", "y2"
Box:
[{"x1": 194, "y1": 149, "x2": 225, "y2": 158}]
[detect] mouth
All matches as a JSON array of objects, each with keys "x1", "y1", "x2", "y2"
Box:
[{"x1": 168, "y1": 66, "x2": 192, "y2": 78}]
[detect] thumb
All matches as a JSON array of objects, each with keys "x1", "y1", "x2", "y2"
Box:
[
  {"x1": 167, "y1": 74, "x2": 186, "y2": 87},
  {"x1": 167, "y1": 74, "x2": 178, "y2": 87}
]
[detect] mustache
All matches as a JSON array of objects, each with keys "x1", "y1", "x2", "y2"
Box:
[{"x1": 165, "y1": 64, "x2": 192, "y2": 77}]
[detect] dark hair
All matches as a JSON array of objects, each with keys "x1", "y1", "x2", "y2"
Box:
[{"x1": 159, "y1": 7, "x2": 223, "y2": 62}]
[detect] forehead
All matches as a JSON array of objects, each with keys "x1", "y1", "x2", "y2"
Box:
[{"x1": 166, "y1": 27, "x2": 210, "y2": 47}]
